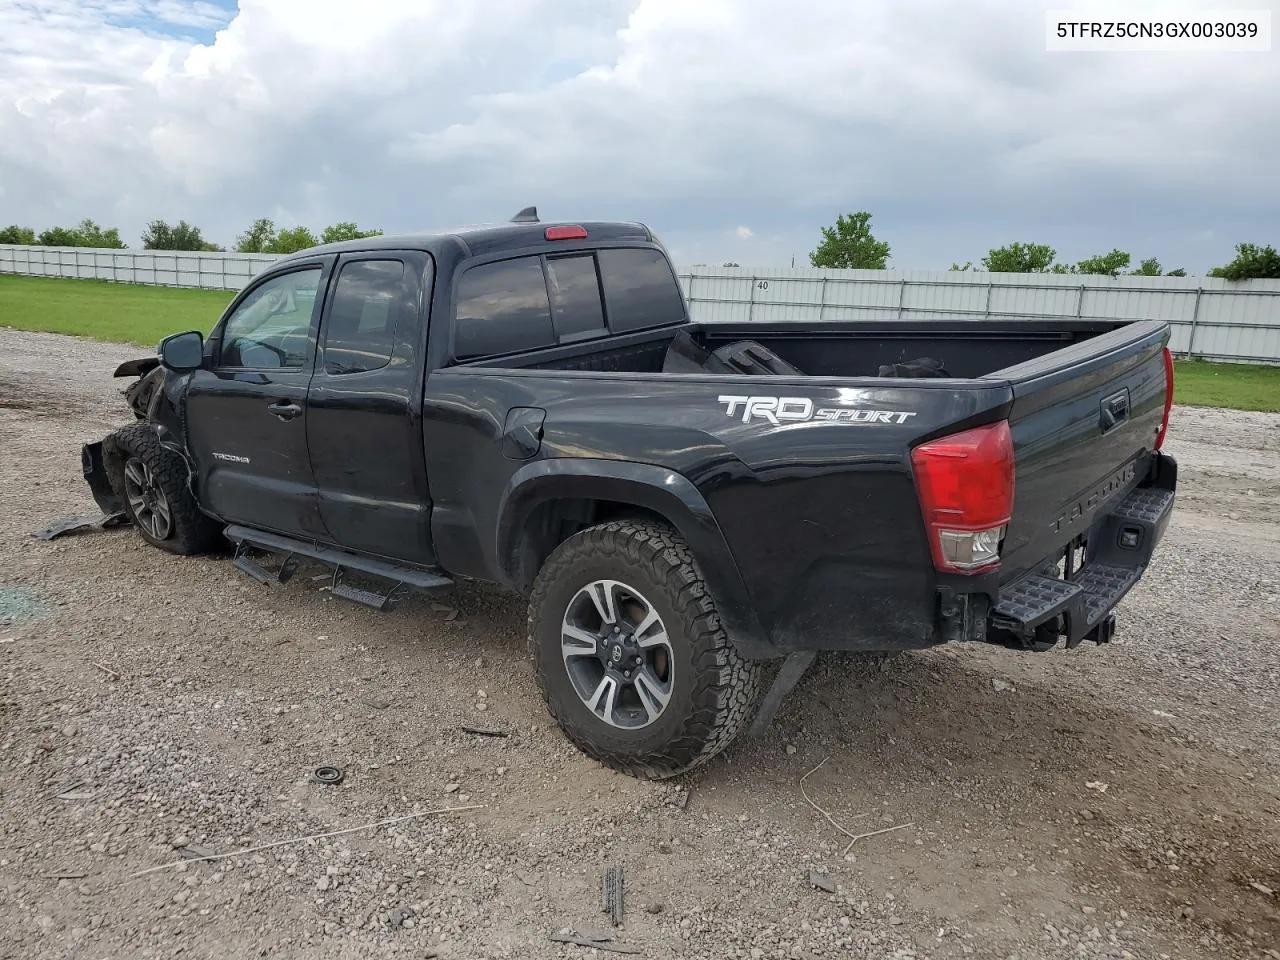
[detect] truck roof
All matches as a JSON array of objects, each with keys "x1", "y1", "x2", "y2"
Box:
[{"x1": 275, "y1": 218, "x2": 656, "y2": 265}]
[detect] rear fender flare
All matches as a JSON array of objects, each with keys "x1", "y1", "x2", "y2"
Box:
[{"x1": 496, "y1": 459, "x2": 775, "y2": 659}]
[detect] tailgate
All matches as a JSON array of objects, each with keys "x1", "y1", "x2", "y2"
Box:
[{"x1": 990, "y1": 319, "x2": 1171, "y2": 583}]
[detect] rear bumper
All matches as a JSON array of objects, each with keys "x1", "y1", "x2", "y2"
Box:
[{"x1": 989, "y1": 452, "x2": 1176, "y2": 649}]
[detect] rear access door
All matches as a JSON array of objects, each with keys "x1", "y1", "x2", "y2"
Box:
[{"x1": 304, "y1": 250, "x2": 436, "y2": 565}]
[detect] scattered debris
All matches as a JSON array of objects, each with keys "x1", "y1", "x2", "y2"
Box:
[
  {"x1": 644, "y1": 902, "x2": 664, "y2": 914},
  {"x1": 808, "y1": 869, "x2": 836, "y2": 893},
  {"x1": 312, "y1": 766, "x2": 345, "y2": 786},
  {"x1": 91, "y1": 662, "x2": 120, "y2": 680},
  {"x1": 672, "y1": 786, "x2": 691, "y2": 811},
  {"x1": 55, "y1": 789, "x2": 93, "y2": 802},
  {"x1": 799, "y1": 757, "x2": 870, "y2": 848},
  {"x1": 0, "y1": 637, "x2": 15, "y2": 644},
  {"x1": 550, "y1": 930, "x2": 640, "y2": 955},
  {"x1": 31, "y1": 512, "x2": 127, "y2": 541},
  {"x1": 387, "y1": 905, "x2": 414, "y2": 927},
  {"x1": 177, "y1": 844, "x2": 217, "y2": 861},
  {"x1": 1085, "y1": 781, "x2": 1109, "y2": 793},
  {"x1": 602, "y1": 863, "x2": 625, "y2": 926},
  {"x1": 991, "y1": 678, "x2": 1015, "y2": 693},
  {"x1": 460, "y1": 725, "x2": 508, "y2": 738},
  {"x1": 361, "y1": 697, "x2": 392, "y2": 710},
  {"x1": 1152, "y1": 709, "x2": 1177, "y2": 719},
  {"x1": 1249, "y1": 881, "x2": 1275, "y2": 896},
  {"x1": 42, "y1": 872, "x2": 88, "y2": 880},
  {"x1": 129, "y1": 804, "x2": 482, "y2": 878}
]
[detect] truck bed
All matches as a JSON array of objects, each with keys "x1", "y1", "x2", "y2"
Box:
[
  {"x1": 436, "y1": 314, "x2": 1172, "y2": 656},
  {"x1": 473, "y1": 318, "x2": 1124, "y2": 380}
]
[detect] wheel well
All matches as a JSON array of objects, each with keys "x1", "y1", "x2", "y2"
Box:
[{"x1": 510, "y1": 499, "x2": 672, "y2": 593}]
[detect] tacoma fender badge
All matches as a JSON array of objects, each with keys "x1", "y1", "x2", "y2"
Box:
[{"x1": 212, "y1": 452, "x2": 251, "y2": 464}]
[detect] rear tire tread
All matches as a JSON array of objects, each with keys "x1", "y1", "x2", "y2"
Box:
[{"x1": 528, "y1": 519, "x2": 763, "y2": 779}]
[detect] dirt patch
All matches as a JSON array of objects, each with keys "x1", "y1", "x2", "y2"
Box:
[{"x1": 0, "y1": 327, "x2": 1277, "y2": 960}]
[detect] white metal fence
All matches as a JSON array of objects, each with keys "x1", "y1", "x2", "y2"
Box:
[
  {"x1": 3, "y1": 243, "x2": 1279, "y2": 363},
  {"x1": 0, "y1": 245, "x2": 277, "y2": 291}
]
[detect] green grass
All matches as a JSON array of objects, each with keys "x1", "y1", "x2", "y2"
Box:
[
  {"x1": 2, "y1": 274, "x2": 1278, "y2": 412},
  {"x1": 1173, "y1": 359, "x2": 1280, "y2": 413},
  {"x1": 0, "y1": 274, "x2": 232, "y2": 348}
]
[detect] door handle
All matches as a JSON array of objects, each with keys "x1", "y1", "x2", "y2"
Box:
[
  {"x1": 267, "y1": 400, "x2": 303, "y2": 421},
  {"x1": 1099, "y1": 389, "x2": 1130, "y2": 433}
]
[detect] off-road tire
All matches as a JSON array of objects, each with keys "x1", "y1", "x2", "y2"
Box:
[
  {"x1": 528, "y1": 519, "x2": 764, "y2": 779},
  {"x1": 105, "y1": 424, "x2": 221, "y2": 555}
]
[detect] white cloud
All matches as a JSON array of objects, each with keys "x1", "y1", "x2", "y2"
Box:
[{"x1": 0, "y1": 0, "x2": 1276, "y2": 270}]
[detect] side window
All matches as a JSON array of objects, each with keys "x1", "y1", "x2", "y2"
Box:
[
  {"x1": 454, "y1": 256, "x2": 554, "y2": 359},
  {"x1": 322, "y1": 259, "x2": 408, "y2": 375},
  {"x1": 597, "y1": 248, "x2": 687, "y2": 333},
  {"x1": 220, "y1": 268, "x2": 322, "y2": 368},
  {"x1": 545, "y1": 254, "x2": 606, "y2": 341}
]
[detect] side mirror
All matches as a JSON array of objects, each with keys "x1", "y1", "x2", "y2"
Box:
[{"x1": 159, "y1": 331, "x2": 204, "y2": 372}]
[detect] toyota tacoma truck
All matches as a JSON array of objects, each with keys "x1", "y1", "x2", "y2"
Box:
[{"x1": 81, "y1": 208, "x2": 1177, "y2": 779}]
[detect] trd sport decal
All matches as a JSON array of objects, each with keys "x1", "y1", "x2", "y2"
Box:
[{"x1": 718, "y1": 395, "x2": 917, "y2": 426}]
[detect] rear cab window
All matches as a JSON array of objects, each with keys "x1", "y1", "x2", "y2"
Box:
[
  {"x1": 597, "y1": 248, "x2": 687, "y2": 333},
  {"x1": 452, "y1": 245, "x2": 686, "y2": 362},
  {"x1": 454, "y1": 257, "x2": 555, "y2": 360}
]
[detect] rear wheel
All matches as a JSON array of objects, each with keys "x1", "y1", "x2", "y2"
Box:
[
  {"x1": 107, "y1": 424, "x2": 221, "y2": 555},
  {"x1": 528, "y1": 519, "x2": 763, "y2": 779}
]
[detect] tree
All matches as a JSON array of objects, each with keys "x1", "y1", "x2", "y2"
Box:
[
  {"x1": 809, "y1": 212, "x2": 890, "y2": 269},
  {"x1": 71, "y1": 219, "x2": 126, "y2": 249},
  {"x1": 0, "y1": 225, "x2": 37, "y2": 245},
  {"x1": 981, "y1": 242, "x2": 1058, "y2": 273},
  {"x1": 236, "y1": 218, "x2": 277, "y2": 253},
  {"x1": 1208, "y1": 242, "x2": 1280, "y2": 281},
  {"x1": 268, "y1": 226, "x2": 319, "y2": 254},
  {"x1": 1128, "y1": 257, "x2": 1186, "y2": 277},
  {"x1": 142, "y1": 219, "x2": 220, "y2": 251},
  {"x1": 321, "y1": 222, "x2": 382, "y2": 244},
  {"x1": 1074, "y1": 249, "x2": 1131, "y2": 277},
  {"x1": 37, "y1": 226, "x2": 82, "y2": 246}
]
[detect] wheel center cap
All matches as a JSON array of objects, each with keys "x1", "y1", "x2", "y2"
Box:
[{"x1": 609, "y1": 646, "x2": 623, "y2": 664}]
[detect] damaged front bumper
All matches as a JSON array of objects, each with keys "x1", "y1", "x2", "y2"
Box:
[{"x1": 81, "y1": 439, "x2": 123, "y2": 515}]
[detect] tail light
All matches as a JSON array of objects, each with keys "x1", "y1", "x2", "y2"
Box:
[
  {"x1": 1155, "y1": 346, "x2": 1174, "y2": 450},
  {"x1": 911, "y1": 420, "x2": 1014, "y2": 574}
]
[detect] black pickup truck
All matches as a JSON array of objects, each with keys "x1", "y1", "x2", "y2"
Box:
[{"x1": 83, "y1": 209, "x2": 1177, "y2": 778}]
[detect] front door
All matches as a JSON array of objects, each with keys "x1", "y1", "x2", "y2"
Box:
[{"x1": 185, "y1": 260, "x2": 332, "y2": 539}]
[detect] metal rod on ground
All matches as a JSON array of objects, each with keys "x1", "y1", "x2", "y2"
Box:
[{"x1": 129, "y1": 805, "x2": 484, "y2": 878}]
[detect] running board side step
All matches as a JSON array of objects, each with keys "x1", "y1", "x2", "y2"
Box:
[{"x1": 224, "y1": 525, "x2": 452, "y2": 609}]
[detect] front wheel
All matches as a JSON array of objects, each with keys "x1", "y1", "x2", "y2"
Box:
[
  {"x1": 528, "y1": 519, "x2": 764, "y2": 779},
  {"x1": 107, "y1": 424, "x2": 221, "y2": 555}
]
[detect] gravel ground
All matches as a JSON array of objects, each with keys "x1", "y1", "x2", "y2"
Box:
[{"x1": 0, "y1": 327, "x2": 1277, "y2": 960}]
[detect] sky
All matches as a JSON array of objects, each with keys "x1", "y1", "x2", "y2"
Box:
[{"x1": 0, "y1": 0, "x2": 1277, "y2": 274}]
